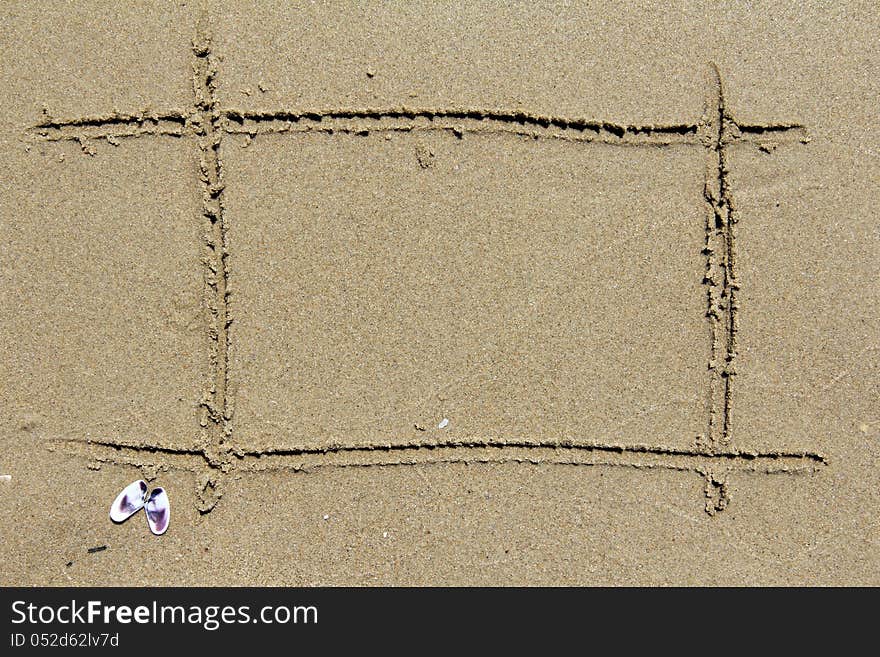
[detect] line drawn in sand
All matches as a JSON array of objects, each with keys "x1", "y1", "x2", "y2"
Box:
[{"x1": 30, "y1": 21, "x2": 821, "y2": 516}]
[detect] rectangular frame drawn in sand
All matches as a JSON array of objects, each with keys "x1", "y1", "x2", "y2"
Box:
[
  {"x1": 29, "y1": 24, "x2": 825, "y2": 515},
  {"x1": 223, "y1": 122, "x2": 709, "y2": 453}
]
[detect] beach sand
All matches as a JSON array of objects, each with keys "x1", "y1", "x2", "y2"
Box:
[{"x1": 0, "y1": 1, "x2": 877, "y2": 585}]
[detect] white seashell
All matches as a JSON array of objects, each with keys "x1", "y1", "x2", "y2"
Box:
[
  {"x1": 144, "y1": 487, "x2": 170, "y2": 536},
  {"x1": 438, "y1": 418, "x2": 449, "y2": 429},
  {"x1": 109, "y1": 480, "x2": 148, "y2": 523}
]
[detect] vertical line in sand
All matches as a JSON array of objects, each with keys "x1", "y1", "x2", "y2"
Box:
[
  {"x1": 193, "y1": 12, "x2": 232, "y2": 511},
  {"x1": 702, "y1": 64, "x2": 738, "y2": 448}
]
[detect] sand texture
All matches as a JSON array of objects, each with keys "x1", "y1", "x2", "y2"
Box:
[{"x1": 0, "y1": 1, "x2": 877, "y2": 585}]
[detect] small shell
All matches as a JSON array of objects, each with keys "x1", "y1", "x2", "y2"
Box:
[
  {"x1": 144, "y1": 487, "x2": 170, "y2": 536},
  {"x1": 109, "y1": 480, "x2": 148, "y2": 523}
]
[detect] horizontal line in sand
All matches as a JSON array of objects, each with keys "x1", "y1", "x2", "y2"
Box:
[
  {"x1": 34, "y1": 124, "x2": 186, "y2": 142},
  {"x1": 29, "y1": 107, "x2": 808, "y2": 148},
  {"x1": 223, "y1": 107, "x2": 699, "y2": 146},
  {"x1": 34, "y1": 110, "x2": 189, "y2": 129},
  {"x1": 51, "y1": 437, "x2": 827, "y2": 476}
]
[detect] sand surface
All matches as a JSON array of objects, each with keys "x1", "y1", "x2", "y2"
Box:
[{"x1": 0, "y1": 1, "x2": 877, "y2": 585}]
